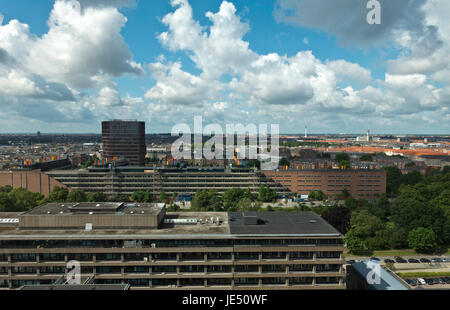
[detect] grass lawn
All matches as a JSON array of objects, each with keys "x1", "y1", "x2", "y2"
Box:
[
  {"x1": 398, "y1": 272, "x2": 450, "y2": 278},
  {"x1": 344, "y1": 248, "x2": 450, "y2": 257}
]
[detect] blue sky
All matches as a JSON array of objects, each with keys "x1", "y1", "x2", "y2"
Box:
[{"x1": 0, "y1": 0, "x2": 448, "y2": 134}]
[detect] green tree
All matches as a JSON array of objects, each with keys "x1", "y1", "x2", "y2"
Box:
[
  {"x1": 223, "y1": 188, "x2": 247, "y2": 211},
  {"x1": 336, "y1": 153, "x2": 350, "y2": 162},
  {"x1": 0, "y1": 185, "x2": 13, "y2": 193},
  {"x1": 382, "y1": 166, "x2": 404, "y2": 197},
  {"x1": 338, "y1": 160, "x2": 350, "y2": 169},
  {"x1": 360, "y1": 154, "x2": 373, "y2": 162},
  {"x1": 350, "y1": 209, "x2": 383, "y2": 238},
  {"x1": 159, "y1": 190, "x2": 167, "y2": 202},
  {"x1": 66, "y1": 189, "x2": 87, "y2": 202},
  {"x1": 87, "y1": 192, "x2": 107, "y2": 202},
  {"x1": 257, "y1": 186, "x2": 277, "y2": 202},
  {"x1": 235, "y1": 197, "x2": 253, "y2": 211},
  {"x1": 0, "y1": 192, "x2": 12, "y2": 212},
  {"x1": 341, "y1": 189, "x2": 351, "y2": 199},
  {"x1": 46, "y1": 186, "x2": 69, "y2": 203},
  {"x1": 321, "y1": 206, "x2": 351, "y2": 234},
  {"x1": 247, "y1": 159, "x2": 261, "y2": 169},
  {"x1": 112, "y1": 193, "x2": 130, "y2": 202},
  {"x1": 167, "y1": 204, "x2": 180, "y2": 212},
  {"x1": 316, "y1": 190, "x2": 325, "y2": 201},
  {"x1": 408, "y1": 227, "x2": 437, "y2": 253},
  {"x1": 279, "y1": 158, "x2": 290, "y2": 167},
  {"x1": 6, "y1": 188, "x2": 43, "y2": 211},
  {"x1": 132, "y1": 190, "x2": 146, "y2": 202},
  {"x1": 345, "y1": 228, "x2": 368, "y2": 254},
  {"x1": 191, "y1": 189, "x2": 223, "y2": 211},
  {"x1": 309, "y1": 191, "x2": 316, "y2": 200}
]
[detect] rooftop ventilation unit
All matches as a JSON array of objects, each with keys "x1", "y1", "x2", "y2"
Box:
[{"x1": 164, "y1": 218, "x2": 198, "y2": 224}]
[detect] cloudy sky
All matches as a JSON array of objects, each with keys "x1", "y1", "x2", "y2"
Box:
[{"x1": 0, "y1": 0, "x2": 449, "y2": 134}]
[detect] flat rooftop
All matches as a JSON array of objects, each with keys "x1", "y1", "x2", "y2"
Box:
[
  {"x1": 0, "y1": 211, "x2": 342, "y2": 239},
  {"x1": 228, "y1": 212, "x2": 341, "y2": 236},
  {"x1": 24, "y1": 202, "x2": 164, "y2": 216}
]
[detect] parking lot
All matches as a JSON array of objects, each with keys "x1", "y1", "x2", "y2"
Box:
[{"x1": 346, "y1": 255, "x2": 450, "y2": 289}]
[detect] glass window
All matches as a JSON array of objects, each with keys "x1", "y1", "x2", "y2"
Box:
[
  {"x1": 290, "y1": 277, "x2": 313, "y2": 285},
  {"x1": 152, "y1": 253, "x2": 177, "y2": 261},
  {"x1": 180, "y1": 252, "x2": 204, "y2": 261},
  {"x1": 262, "y1": 252, "x2": 286, "y2": 260},
  {"x1": 235, "y1": 252, "x2": 259, "y2": 260},
  {"x1": 152, "y1": 279, "x2": 177, "y2": 286},
  {"x1": 68, "y1": 253, "x2": 92, "y2": 261},
  {"x1": 39, "y1": 253, "x2": 65, "y2": 261},
  {"x1": 316, "y1": 277, "x2": 340, "y2": 284},
  {"x1": 96, "y1": 253, "x2": 120, "y2": 261},
  {"x1": 234, "y1": 265, "x2": 259, "y2": 273},
  {"x1": 289, "y1": 252, "x2": 313, "y2": 260},
  {"x1": 207, "y1": 265, "x2": 232, "y2": 273},
  {"x1": 152, "y1": 266, "x2": 177, "y2": 274},
  {"x1": 96, "y1": 266, "x2": 121, "y2": 274},
  {"x1": 180, "y1": 265, "x2": 204, "y2": 273},
  {"x1": 207, "y1": 252, "x2": 232, "y2": 260},
  {"x1": 126, "y1": 279, "x2": 149, "y2": 287},
  {"x1": 288, "y1": 264, "x2": 313, "y2": 272},
  {"x1": 124, "y1": 266, "x2": 149, "y2": 273},
  {"x1": 180, "y1": 278, "x2": 204, "y2": 286},
  {"x1": 234, "y1": 278, "x2": 258, "y2": 286},
  {"x1": 262, "y1": 277, "x2": 286, "y2": 285},
  {"x1": 262, "y1": 265, "x2": 286, "y2": 273},
  {"x1": 207, "y1": 278, "x2": 232, "y2": 286}
]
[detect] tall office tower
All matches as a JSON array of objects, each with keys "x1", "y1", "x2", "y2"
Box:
[{"x1": 102, "y1": 120, "x2": 146, "y2": 166}]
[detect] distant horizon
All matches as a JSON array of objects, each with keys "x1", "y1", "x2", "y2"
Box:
[{"x1": 0, "y1": 132, "x2": 448, "y2": 137}]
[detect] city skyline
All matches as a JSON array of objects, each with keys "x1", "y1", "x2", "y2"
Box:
[{"x1": 0, "y1": 0, "x2": 449, "y2": 134}]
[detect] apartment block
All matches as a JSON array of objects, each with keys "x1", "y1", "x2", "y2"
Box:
[{"x1": 0, "y1": 203, "x2": 345, "y2": 290}]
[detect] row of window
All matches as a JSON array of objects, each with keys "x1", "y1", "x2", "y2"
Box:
[
  {"x1": 4, "y1": 264, "x2": 340, "y2": 275},
  {"x1": 0, "y1": 238, "x2": 343, "y2": 248},
  {"x1": 1, "y1": 251, "x2": 341, "y2": 263}
]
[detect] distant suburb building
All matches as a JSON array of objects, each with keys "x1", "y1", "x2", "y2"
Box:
[
  {"x1": 44, "y1": 167, "x2": 386, "y2": 199},
  {"x1": 102, "y1": 120, "x2": 146, "y2": 166},
  {"x1": 0, "y1": 203, "x2": 345, "y2": 290}
]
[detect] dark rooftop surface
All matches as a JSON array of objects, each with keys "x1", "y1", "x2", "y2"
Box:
[{"x1": 228, "y1": 211, "x2": 342, "y2": 236}]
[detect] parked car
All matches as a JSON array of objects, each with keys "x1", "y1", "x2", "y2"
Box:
[
  {"x1": 424, "y1": 278, "x2": 434, "y2": 285},
  {"x1": 431, "y1": 258, "x2": 442, "y2": 263},
  {"x1": 384, "y1": 259, "x2": 395, "y2": 264},
  {"x1": 408, "y1": 258, "x2": 419, "y2": 263},
  {"x1": 370, "y1": 257, "x2": 380, "y2": 262},
  {"x1": 438, "y1": 278, "x2": 445, "y2": 285},
  {"x1": 416, "y1": 278, "x2": 426, "y2": 285},
  {"x1": 441, "y1": 257, "x2": 449, "y2": 262},
  {"x1": 420, "y1": 258, "x2": 430, "y2": 263},
  {"x1": 405, "y1": 279, "x2": 417, "y2": 286},
  {"x1": 346, "y1": 259, "x2": 355, "y2": 264},
  {"x1": 431, "y1": 278, "x2": 440, "y2": 285},
  {"x1": 395, "y1": 256, "x2": 407, "y2": 263},
  {"x1": 443, "y1": 277, "x2": 450, "y2": 284}
]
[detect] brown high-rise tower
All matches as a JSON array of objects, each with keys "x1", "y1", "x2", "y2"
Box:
[{"x1": 102, "y1": 120, "x2": 146, "y2": 166}]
